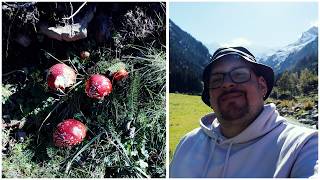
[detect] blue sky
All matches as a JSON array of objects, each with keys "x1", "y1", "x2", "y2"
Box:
[{"x1": 170, "y1": 2, "x2": 318, "y2": 55}]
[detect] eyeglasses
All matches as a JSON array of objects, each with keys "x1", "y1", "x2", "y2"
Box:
[{"x1": 209, "y1": 67, "x2": 252, "y2": 89}]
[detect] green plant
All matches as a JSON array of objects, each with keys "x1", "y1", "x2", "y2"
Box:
[
  {"x1": 125, "y1": 45, "x2": 166, "y2": 93},
  {"x1": 2, "y1": 84, "x2": 15, "y2": 104}
]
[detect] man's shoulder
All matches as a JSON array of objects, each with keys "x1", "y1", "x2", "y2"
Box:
[
  {"x1": 182, "y1": 127, "x2": 204, "y2": 139},
  {"x1": 278, "y1": 119, "x2": 318, "y2": 143},
  {"x1": 281, "y1": 120, "x2": 317, "y2": 134},
  {"x1": 179, "y1": 127, "x2": 209, "y2": 144},
  {"x1": 173, "y1": 127, "x2": 213, "y2": 158}
]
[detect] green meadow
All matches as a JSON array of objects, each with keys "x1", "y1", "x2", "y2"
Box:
[{"x1": 169, "y1": 93, "x2": 212, "y2": 161}]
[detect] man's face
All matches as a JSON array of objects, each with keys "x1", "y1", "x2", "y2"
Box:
[{"x1": 208, "y1": 57, "x2": 267, "y2": 123}]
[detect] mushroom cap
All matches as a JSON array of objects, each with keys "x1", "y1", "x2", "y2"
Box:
[
  {"x1": 113, "y1": 69, "x2": 128, "y2": 81},
  {"x1": 85, "y1": 74, "x2": 112, "y2": 99},
  {"x1": 80, "y1": 51, "x2": 90, "y2": 59},
  {"x1": 47, "y1": 63, "x2": 76, "y2": 90},
  {"x1": 53, "y1": 119, "x2": 87, "y2": 147}
]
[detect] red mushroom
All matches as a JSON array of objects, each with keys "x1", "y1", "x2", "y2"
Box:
[
  {"x1": 47, "y1": 63, "x2": 76, "y2": 91},
  {"x1": 113, "y1": 69, "x2": 128, "y2": 81},
  {"x1": 53, "y1": 119, "x2": 87, "y2": 147},
  {"x1": 85, "y1": 74, "x2": 112, "y2": 99}
]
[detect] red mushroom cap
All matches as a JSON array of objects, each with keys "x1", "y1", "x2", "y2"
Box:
[
  {"x1": 113, "y1": 69, "x2": 129, "y2": 81},
  {"x1": 53, "y1": 119, "x2": 87, "y2": 147},
  {"x1": 47, "y1": 63, "x2": 76, "y2": 90},
  {"x1": 85, "y1": 74, "x2": 112, "y2": 99}
]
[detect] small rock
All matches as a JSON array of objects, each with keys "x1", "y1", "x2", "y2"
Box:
[
  {"x1": 15, "y1": 131, "x2": 27, "y2": 142},
  {"x1": 312, "y1": 109, "x2": 318, "y2": 115},
  {"x1": 311, "y1": 114, "x2": 318, "y2": 121},
  {"x1": 299, "y1": 119, "x2": 316, "y2": 125},
  {"x1": 300, "y1": 112, "x2": 309, "y2": 118}
]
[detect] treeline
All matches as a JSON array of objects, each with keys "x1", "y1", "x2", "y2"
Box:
[
  {"x1": 270, "y1": 68, "x2": 318, "y2": 99},
  {"x1": 169, "y1": 20, "x2": 211, "y2": 94}
]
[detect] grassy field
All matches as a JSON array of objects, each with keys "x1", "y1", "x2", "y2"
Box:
[{"x1": 169, "y1": 93, "x2": 212, "y2": 161}]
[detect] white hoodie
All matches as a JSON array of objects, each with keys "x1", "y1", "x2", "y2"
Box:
[{"x1": 170, "y1": 103, "x2": 318, "y2": 178}]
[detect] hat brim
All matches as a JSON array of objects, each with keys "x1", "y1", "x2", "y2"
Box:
[{"x1": 201, "y1": 59, "x2": 274, "y2": 107}]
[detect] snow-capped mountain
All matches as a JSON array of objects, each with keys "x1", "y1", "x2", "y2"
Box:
[
  {"x1": 292, "y1": 26, "x2": 318, "y2": 46},
  {"x1": 259, "y1": 26, "x2": 318, "y2": 74}
]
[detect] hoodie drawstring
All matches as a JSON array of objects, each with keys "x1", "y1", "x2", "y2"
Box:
[
  {"x1": 202, "y1": 138, "x2": 217, "y2": 177},
  {"x1": 222, "y1": 142, "x2": 233, "y2": 177}
]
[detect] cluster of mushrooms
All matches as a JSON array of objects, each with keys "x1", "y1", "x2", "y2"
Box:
[{"x1": 47, "y1": 51, "x2": 128, "y2": 148}]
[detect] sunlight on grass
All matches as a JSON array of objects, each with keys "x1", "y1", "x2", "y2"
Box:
[{"x1": 169, "y1": 93, "x2": 212, "y2": 161}]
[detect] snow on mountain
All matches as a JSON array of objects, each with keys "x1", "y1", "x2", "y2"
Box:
[
  {"x1": 284, "y1": 26, "x2": 318, "y2": 54},
  {"x1": 258, "y1": 26, "x2": 318, "y2": 74}
]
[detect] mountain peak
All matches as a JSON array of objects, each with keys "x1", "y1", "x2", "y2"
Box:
[
  {"x1": 259, "y1": 26, "x2": 318, "y2": 74},
  {"x1": 306, "y1": 26, "x2": 318, "y2": 36},
  {"x1": 300, "y1": 26, "x2": 318, "y2": 43}
]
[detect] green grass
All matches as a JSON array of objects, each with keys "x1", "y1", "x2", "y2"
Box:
[{"x1": 169, "y1": 93, "x2": 212, "y2": 161}]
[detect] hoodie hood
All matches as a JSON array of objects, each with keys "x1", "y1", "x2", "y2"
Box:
[{"x1": 200, "y1": 103, "x2": 285, "y2": 144}]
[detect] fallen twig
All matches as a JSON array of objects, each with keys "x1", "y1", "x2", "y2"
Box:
[
  {"x1": 62, "y1": 2, "x2": 87, "y2": 20},
  {"x1": 37, "y1": 101, "x2": 63, "y2": 144},
  {"x1": 41, "y1": 49, "x2": 64, "y2": 64}
]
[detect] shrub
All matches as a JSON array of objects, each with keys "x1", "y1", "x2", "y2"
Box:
[{"x1": 303, "y1": 100, "x2": 314, "y2": 111}]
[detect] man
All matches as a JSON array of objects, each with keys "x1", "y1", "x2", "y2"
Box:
[{"x1": 169, "y1": 47, "x2": 318, "y2": 178}]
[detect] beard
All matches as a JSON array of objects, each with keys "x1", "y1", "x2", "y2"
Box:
[{"x1": 217, "y1": 91, "x2": 249, "y2": 121}]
